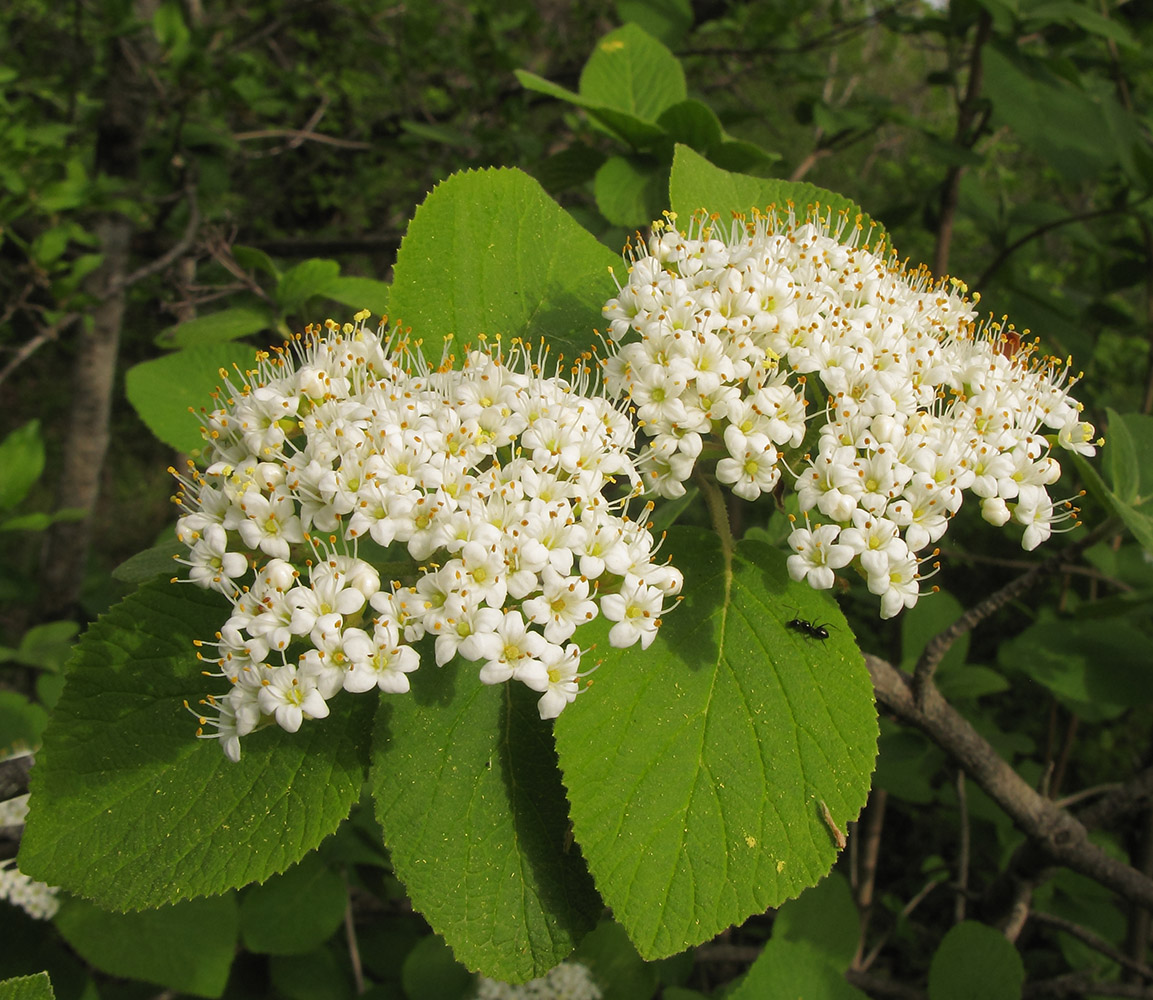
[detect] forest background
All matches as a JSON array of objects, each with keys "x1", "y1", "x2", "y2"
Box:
[{"x1": 2, "y1": 0, "x2": 1153, "y2": 998}]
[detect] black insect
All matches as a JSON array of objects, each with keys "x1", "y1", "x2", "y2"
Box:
[{"x1": 786, "y1": 614, "x2": 831, "y2": 641}]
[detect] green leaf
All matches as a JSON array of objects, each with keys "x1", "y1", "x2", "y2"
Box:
[
  {"x1": 656, "y1": 100, "x2": 723, "y2": 153},
  {"x1": 271, "y1": 949, "x2": 352, "y2": 1000},
  {"x1": 614, "y1": 0, "x2": 694, "y2": 48},
  {"x1": 772, "y1": 873, "x2": 860, "y2": 971},
  {"x1": 372, "y1": 667, "x2": 601, "y2": 982},
  {"x1": 899, "y1": 590, "x2": 968, "y2": 677},
  {"x1": 157, "y1": 307, "x2": 272, "y2": 350},
  {"x1": 1105, "y1": 407, "x2": 1139, "y2": 504},
  {"x1": 728, "y1": 939, "x2": 868, "y2": 1000},
  {"x1": 515, "y1": 69, "x2": 668, "y2": 148},
  {"x1": 18, "y1": 581, "x2": 371, "y2": 909},
  {"x1": 579, "y1": 24, "x2": 687, "y2": 123},
  {"x1": 400, "y1": 935, "x2": 474, "y2": 1000},
  {"x1": 874, "y1": 721, "x2": 946, "y2": 805},
  {"x1": 555, "y1": 530, "x2": 877, "y2": 959},
  {"x1": 112, "y1": 534, "x2": 185, "y2": 584},
  {"x1": 572, "y1": 920, "x2": 658, "y2": 1000},
  {"x1": 983, "y1": 46, "x2": 1120, "y2": 181},
  {"x1": 668, "y1": 145, "x2": 883, "y2": 240},
  {"x1": 10, "y1": 621, "x2": 79, "y2": 672},
  {"x1": 276, "y1": 259, "x2": 341, "y2": 314},
  {"x1": 323, "y1": 276, "x2": 391, "y2": 317},
  {"x1": 124, "y1": 342, "x2": 262, "y2": 454},
  {"x1": 389, "y1": 168, "x2": 620, "y2": 361},
  {"x1": 708, "y1": 138, "x2": 780, "y2": 173},
  {"x1": 999, "y1": 614, "x2": 1153, "y2": 721},
  {"x1": 232, "y1": 245, "x2": 281, "y2": 280},
  {"x1": 240, "y1": 852, "x2": 348, "y2": 955},
  {"x1": 1023, "y1": 2, "x2": 1138, "y2": 49},
  {"x1": 0, "y1": 972, "x2": 55, "y2": 1000},
  {"x1": 928, "y1": 921, "x2": 1024, "y2": 1000},
  {"x1": 152, "y1": 1, "x2": 191, "y2": 59},
  {"x1": 55, "y1": 896, "x2": 237, "y2": 999},
  {"x1": 594, "y1": 155, "x2": 665, "y2": 227},
  {"x1": 936, "y1": 665, "x2": 1010, "y2": 702},
  {"x1": 0, "y1": 691, "x2": 49, "y2": 756},
  {"x1": 0, "y1": 421, "x2": 45, "y2": 511}
]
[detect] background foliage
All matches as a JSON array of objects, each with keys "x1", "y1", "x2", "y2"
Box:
[{"x1": 2, "y1": 0, "x2": 1153, "y2": 998}]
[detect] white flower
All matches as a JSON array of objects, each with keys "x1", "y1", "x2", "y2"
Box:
[
  {"x1": 170, "y1": 317, "x2": 680, "y2": 758},
  {"x1": 257, "y1": 664, "x2": 330, "y2": 733},
  {"x1": 600, "y1": 575, "x2": 664, "y2": 650},
  {"x1": 787, "y1": 522, "x2": 855, "y2": 591}
]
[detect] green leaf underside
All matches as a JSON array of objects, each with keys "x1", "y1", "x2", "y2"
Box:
[
  {"x1": 389, "y1": 167, "x2": 620, "y2": 362},
  {"x1": 372, "y1": 664, "x2": 601, "y2": 983},
  {"x1": 927, "y1": 921, "x2": 1025, "y2": 1000},
  {"x1": 240, "y1": 852, "x2": 348, "y2": 956},
  {"x1": 124, "y1": 342, "x2": 268, "y2": 454},
  {"x1": 555, "y1": 530, "x2": 877, "y2": 959},
  {"x1": 668, "y1": 145, "x2": 883, "y2": 244},
  {"x1": 19, "y1": 581, "x2": 371, "y2": 910},
  {"x1": 323, "y1": 275, "x2": 391, "y2": 317},
  {"x1": 730, "y1": 939, "x2": 868, "y2": 1000},
  {"x1": 160, "y1": 307, "x2": 271, "y2": 350},
  {"x1": 55, "y1": 896, "x2": 237, "y2": 998}
]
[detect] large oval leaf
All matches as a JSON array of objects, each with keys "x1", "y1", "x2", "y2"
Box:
[
  {"x1": 555, "y1": 529, "x2": 877, "y2": 959},
  {"x1": 389, "y1": 168, "x2": 619, "y2": 361},
  {"x1": 669, "y1": 145, "x2": 884, "y2": 241},
  {"x1": 19, "y1": 581, "x2": 372, "y2": 909},
  {"x1": 371, "y1": 664, "x2": 601, "y2": 983}
]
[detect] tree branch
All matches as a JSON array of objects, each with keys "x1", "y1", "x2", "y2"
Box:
[{"x1": 868, "y1": 654, "x2": 1153, "y2": 912}]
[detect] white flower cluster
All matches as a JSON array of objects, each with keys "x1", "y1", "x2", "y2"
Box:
[
  {"x1": 602, "y1": 209, "x2": 1097, "y2": 617},
  {"x1": 173, "y1": 313, "x2": 681, "y2": 761},
  {"x1": 0, "y1": 862, "x2": 60, "y2": 921},
  {"x1": 474, "y1": 961, "x2": 601, "y2": 1000}
]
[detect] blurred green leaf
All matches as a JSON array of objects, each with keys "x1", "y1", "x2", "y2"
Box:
[
  {"x1": 125, "y1": 342, "x2": 260, "y2": 454},
  {"x1": 56, "y1": 896, "x2": 237, "y2": 999},
  {"x1": 157, "y1": 307, "x2": 272, "y2": 350},
  {"x1": 240, "y1": 853, "x2": 348, "y2": 956},
  {"x1": 0, "y1": 422, "x2": 45, "y2": 512},
  {"x1": 928, "y1": 921, "x2": 1024, "y2": 1000},
  {"x1": 277, "y1": 259, "x2": 341, "y2": 313}
]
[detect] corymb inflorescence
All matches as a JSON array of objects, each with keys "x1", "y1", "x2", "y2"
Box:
[
  {"x1": 172, "y1": 312, "x2": 682, "y2": 761},
  {"x1": 601, "y1": 207, "x2": 1098, "y2": 618}
]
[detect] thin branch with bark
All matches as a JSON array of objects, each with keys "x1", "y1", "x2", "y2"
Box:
[{"x1": 869, "y1": 653, "x2": 1153, "y2": 912}]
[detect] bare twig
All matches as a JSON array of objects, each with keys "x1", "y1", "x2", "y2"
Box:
[
  {"x1": 869, "y1": 654, "x2": 1153, "y2": 911},
  {"x1": 234, "y1": 131, "x2": 370, "y2": 151},
  {"x1": 108, "y1": 178, "x2": 200, "y2": 296},
  {"x1": 0, "y1": 313, "x2": 79, "y2": 388},
  {"x1": 1029, "y1": 911, "x2": 1153, "y2": 981},
  {"x1": 955, "y1": 769, "x2": 969, "y2": 924},
  {"x1": 344, "y1": 871, "x2": 365, "y2": 995},
  {"x1": 1024, "y1": 973, "x2": 1153, "y2": 998},
  {"x1": 1128, "y1": 806, "x2": 1153, "y2": 981},
  {"x1": 860, "y1": 877, "x2": 942, "y2": 972},
  {"x1": 973, "y1": 206, "x2": 1125, "y2": 293},
  {"x1": 845, "y1": 968, "x2": 927, "y2": 1000},
  {"x1": 853, "y1": 787, "x2": 887, "y2": 969},
  {"x1": 1054, "y1": 783, "x2": 1124, "y2": 811}
]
